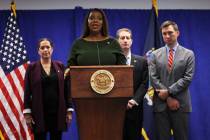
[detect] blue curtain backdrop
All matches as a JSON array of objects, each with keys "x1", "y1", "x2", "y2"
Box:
[{"x1": 0, "y1": 7, "x2": 210, "y2": 140}]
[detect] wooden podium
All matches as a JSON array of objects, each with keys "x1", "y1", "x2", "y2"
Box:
[{"x1": 70, "y1": 65, "x2": 133, "y2": 140}]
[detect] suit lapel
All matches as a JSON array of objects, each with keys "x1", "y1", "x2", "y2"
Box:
[
  {"x1": 131, "y1": 55, "x2": 134, "y2": 65},
  {"x1": 131, "y1": 55, "x2": 137, "y2": 66},
  {"x1": 52, "y1": 61, "x2": 64, "y2": 95},
  {"x1": 171, "y1": 45, "x2": 181, "y2": 72},
  {"x1": 162, "y1": 47, "x2": 168, "y2": 71},
  {"x1": 52, "y1": 61, "x2": 62, "y2": 81}
]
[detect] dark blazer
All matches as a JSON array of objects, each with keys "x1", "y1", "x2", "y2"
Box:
[
  {"x1": 24, "y1": 61, "x2": 72, "y2": 132},
  {"x1": 125, "y1": 54, "x2": 148, "y2": 120},
  {"x1": 123, "y1": 54, "x2": 148, "y2": 140},
  {"x1": 132, "y1": 54, "x2": 148, "y2": 106}
]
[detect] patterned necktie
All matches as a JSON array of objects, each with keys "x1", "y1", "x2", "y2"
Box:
[{"x1": 168, "y1": 48, "x2": 174, "y2": 71}]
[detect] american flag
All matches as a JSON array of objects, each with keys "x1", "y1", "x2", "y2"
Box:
[{"x1": 0, "y1": 2, "x2": 33, "y2": 140}]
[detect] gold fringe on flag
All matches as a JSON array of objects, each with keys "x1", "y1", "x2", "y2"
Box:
[{"x1": 0, "y1": 130, "x2": 5, "y2": 140}]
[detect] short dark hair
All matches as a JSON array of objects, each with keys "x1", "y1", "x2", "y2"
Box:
[
  {"x1": 116, "y1": 28, "x2": 132, "y2": 39},
  {"x1": 82, "y1": 8, "x2": 109, "y2": 38},
  {"x1": 160, "y1": 20, "x2": 179, "y2": 31},
  {"x1": 37, "y1": 38, "x2": 54, "y2": 49}
]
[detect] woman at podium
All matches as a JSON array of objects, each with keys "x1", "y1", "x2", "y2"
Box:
[{"x1": 67, "y1": 8, "x2": 126, "y2": 66}]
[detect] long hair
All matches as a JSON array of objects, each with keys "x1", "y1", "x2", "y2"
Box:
[{"x1": 82, "y1": 8, "x2": 109, "y2": 38}]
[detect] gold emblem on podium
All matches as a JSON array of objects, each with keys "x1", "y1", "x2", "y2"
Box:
[{"x1": 90, "y1": 70, "x2": 115, "y2": 94}]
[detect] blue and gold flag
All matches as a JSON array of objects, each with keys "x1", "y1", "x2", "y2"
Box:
[{"x1": 142, "y1": 0, "x2": 163, "y2": 140}]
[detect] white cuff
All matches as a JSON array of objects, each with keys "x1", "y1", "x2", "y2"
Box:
[
  {"x1": 23, "y1": 109, "x2": 31, "y2": 114},
  {"x1": 67, "y1": 108, "x2": 74, "y2": 112},
  {"x1": 131, "y1": 99, "x2": 139, "y2": 106}
]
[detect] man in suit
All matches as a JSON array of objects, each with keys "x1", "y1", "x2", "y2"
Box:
[
  {"x1": 150, "y1": 20, "x2": 195, "y2": 140},
  {"x1": 116, "y1": 28, "x2": 148, "y2": 140}
]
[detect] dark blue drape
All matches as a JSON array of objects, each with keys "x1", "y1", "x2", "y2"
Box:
[{"x1": 0, "y1": 8, "x2": 210, "y2": 140}]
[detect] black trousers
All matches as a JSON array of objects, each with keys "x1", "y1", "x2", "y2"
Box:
[
  {"x1": 154, "y1": 109, "x2": 189, "y2": 140},
  {"x1": 34, "y1": 131, "x2": 62, "y2": 140},
  {"x1": 123, "y1": 106, "x2": 143, "y2": 140},
  {"x1": 34, "y1": 112, "x2": 62, "y2": 140}
]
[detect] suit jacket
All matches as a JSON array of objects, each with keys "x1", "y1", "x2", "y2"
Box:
[
  {"x1": 24, "y1": 61, "x2": 72, "y2": 132},
  {"x1": 125, "y1": 54, "x2": 148, "y2": 120},
  {"x1": 132, "y1": 54, "x2": 148, "y2": 105},
  {"x1": 150, "y1": 45, "x2": 195, "y2": 112}
]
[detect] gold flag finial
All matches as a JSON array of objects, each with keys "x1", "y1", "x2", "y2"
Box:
[
  {"x1": 11, "y1": 1, "x2": 17, "y2": 17},
  {"x1": 152, "y1": 0, "x2": 158, "y2": 16}
]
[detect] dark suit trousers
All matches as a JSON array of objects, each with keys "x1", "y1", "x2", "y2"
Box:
[
  {"x1": 154, "y1": 109, "x2": 189, "y2": 140},
  {"x1": 34, "y1": 131, "x2": 62, "y2": 140},
  {"x1": 34, "y1": 114, "x2": 62, "y2": 140},
  {"x1": 123, "y1": 106, "x2": 143, "y2": 140}
]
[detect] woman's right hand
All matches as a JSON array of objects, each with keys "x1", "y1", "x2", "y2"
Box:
[{"x1": 24, "y1": 113, "x2": 34, "y2": 128}]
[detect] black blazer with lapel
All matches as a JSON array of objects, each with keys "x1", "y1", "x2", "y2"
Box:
[
  {"x1": 24, "y1": 61, "x2": 72, "y2": 132},
  {"x1": 132, "y1": 54, "x2": 148, "y2": 105},
  {"x1": 123, "y1": 54, "x2": 148, "y2": 140}
]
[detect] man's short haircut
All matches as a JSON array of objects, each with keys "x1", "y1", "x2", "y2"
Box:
[
  {"x1": 160, "y1": 20, "x2": 179, "y2": 31},
  {"x1": 116, "y1": 28, "x2": 132, "y2": 39}
]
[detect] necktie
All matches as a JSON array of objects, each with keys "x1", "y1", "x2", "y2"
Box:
[{"x1": 168, "y1": 49, "x2": 174, "y2": 71}]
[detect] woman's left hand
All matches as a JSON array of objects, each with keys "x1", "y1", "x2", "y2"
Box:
[{"x1": 66, "y1": 111, "x2": 73, "y2": 125}]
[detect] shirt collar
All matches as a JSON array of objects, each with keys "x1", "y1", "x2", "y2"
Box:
[
  {"x1": 166, "y1": 42, "x2": 179, "y2": 53},
  {"x1": 126, "y1": 50, "x2": 131, "y2": 59}
]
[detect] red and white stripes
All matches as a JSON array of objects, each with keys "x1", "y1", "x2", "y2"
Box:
[{"x1": 0, "y1": 63, "x2": 33, "y2": 140}]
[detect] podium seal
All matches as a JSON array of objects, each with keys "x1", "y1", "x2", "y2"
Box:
[{"x1": 90, "y1": 70, "x2": 115, "y2": 94}]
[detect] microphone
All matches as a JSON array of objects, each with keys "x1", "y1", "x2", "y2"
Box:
[{"x1": 96, "y1": 42, "x2": 101, "y2": 65}]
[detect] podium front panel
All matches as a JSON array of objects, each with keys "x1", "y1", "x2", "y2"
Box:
[{"x1": 70, "y1": 65, "x2": 133, "y2": 98}]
